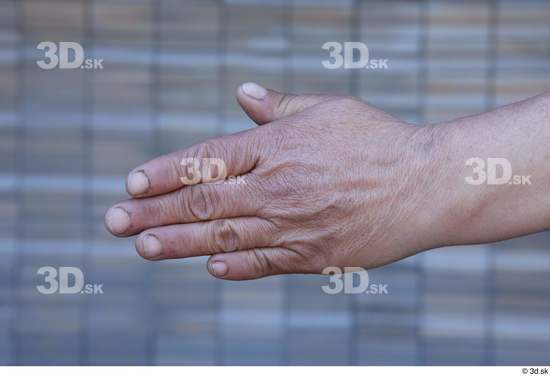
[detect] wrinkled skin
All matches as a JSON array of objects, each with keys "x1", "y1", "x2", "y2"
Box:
[{"x1": 105, "y1": 84, "x2": 450, "y2": 280}]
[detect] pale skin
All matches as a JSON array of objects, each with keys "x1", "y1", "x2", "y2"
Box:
[{"x1": 104, "y1": 83, "x2": 550, "y2": 280}]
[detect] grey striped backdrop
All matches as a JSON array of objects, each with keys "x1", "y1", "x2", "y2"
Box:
[{"x1": 0, "y1": 0, "x2": 549, "y2": 365}]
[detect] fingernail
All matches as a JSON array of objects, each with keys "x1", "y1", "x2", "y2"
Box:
[
  {"x1": 105, "y1": 207, "x2": 131, "y2": 234},
  {"x1": 140, "y1": 234, "x2": 162, "y2": 258},
  {"x1": 241, "y1": 82, "x2": 267, "y2": 101},
  {"x1": 127, "y1": 170, "x2": 150, "y2": 195},
  {"x1": 209, "y1": 261, "x2": 228, "y2": 277}
]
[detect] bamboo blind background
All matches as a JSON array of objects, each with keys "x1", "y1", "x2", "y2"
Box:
[{"x1": 0, "y1": 0, "x2": 549, "y2": 365}]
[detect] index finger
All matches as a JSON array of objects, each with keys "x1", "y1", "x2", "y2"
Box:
[{"x1": 125, "y1": 129, "x2": 264, "y2": 198}]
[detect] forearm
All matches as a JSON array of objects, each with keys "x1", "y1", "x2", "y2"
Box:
[{"x1": 435, "y1": 92, "x2": 550, "y2": 246}]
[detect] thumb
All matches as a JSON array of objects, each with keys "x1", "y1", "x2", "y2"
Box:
[{"x1": 236, "y1": 82, "x2": 332, "y2": 125}]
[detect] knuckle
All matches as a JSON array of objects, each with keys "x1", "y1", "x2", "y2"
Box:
[
  {"x1": 246, "y1": 248, "x2": 297, "y2": 277},
  {"x1": 196, "y1": 139, "x2": 215, "y2": 159},
  {"x1": 167, "y1": 156, "x2": 184, "y2": 186},
  {"x1": 185, "y1": 185, "x2": 218, "y2": 221},
  {"x1": 141, "y1": 198, "x2": 165, "y2": 224},
  {"x1": 259, "y1": 172, "x2": 305, "y2": 206},
  {"x1": 247, "y1": 249, "x2": 273, "y2": 276},
  {"x1": 209, "y1": 220, "x2": 240, "y2": 253},
  {"x1": 177, "y1": 142, "x2": 217, "y2": 185},
  {"x1": 179, "y1": 139, "x2": 234, "y2": 187},
  {"x1": 197, "y1": 139, "x2": 229, "y2": 164},
  {"x1": 274, "y1": 94, "x2": 298, "y2": 117}
]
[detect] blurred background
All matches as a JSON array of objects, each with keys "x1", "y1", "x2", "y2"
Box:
[{"x1": 0, "y1": 0, "x2": 549, "y2": 366}]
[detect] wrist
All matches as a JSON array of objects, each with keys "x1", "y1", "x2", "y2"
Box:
[
  {"x1": 405, "y1": 123, "x2": 466, "y2": 250},
  {"x1": 427, "y1": 121, "x2": 495, "y2": 246},
  {"x1": 431, "y1": 96, "x2": 550, "y2": 246}
]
